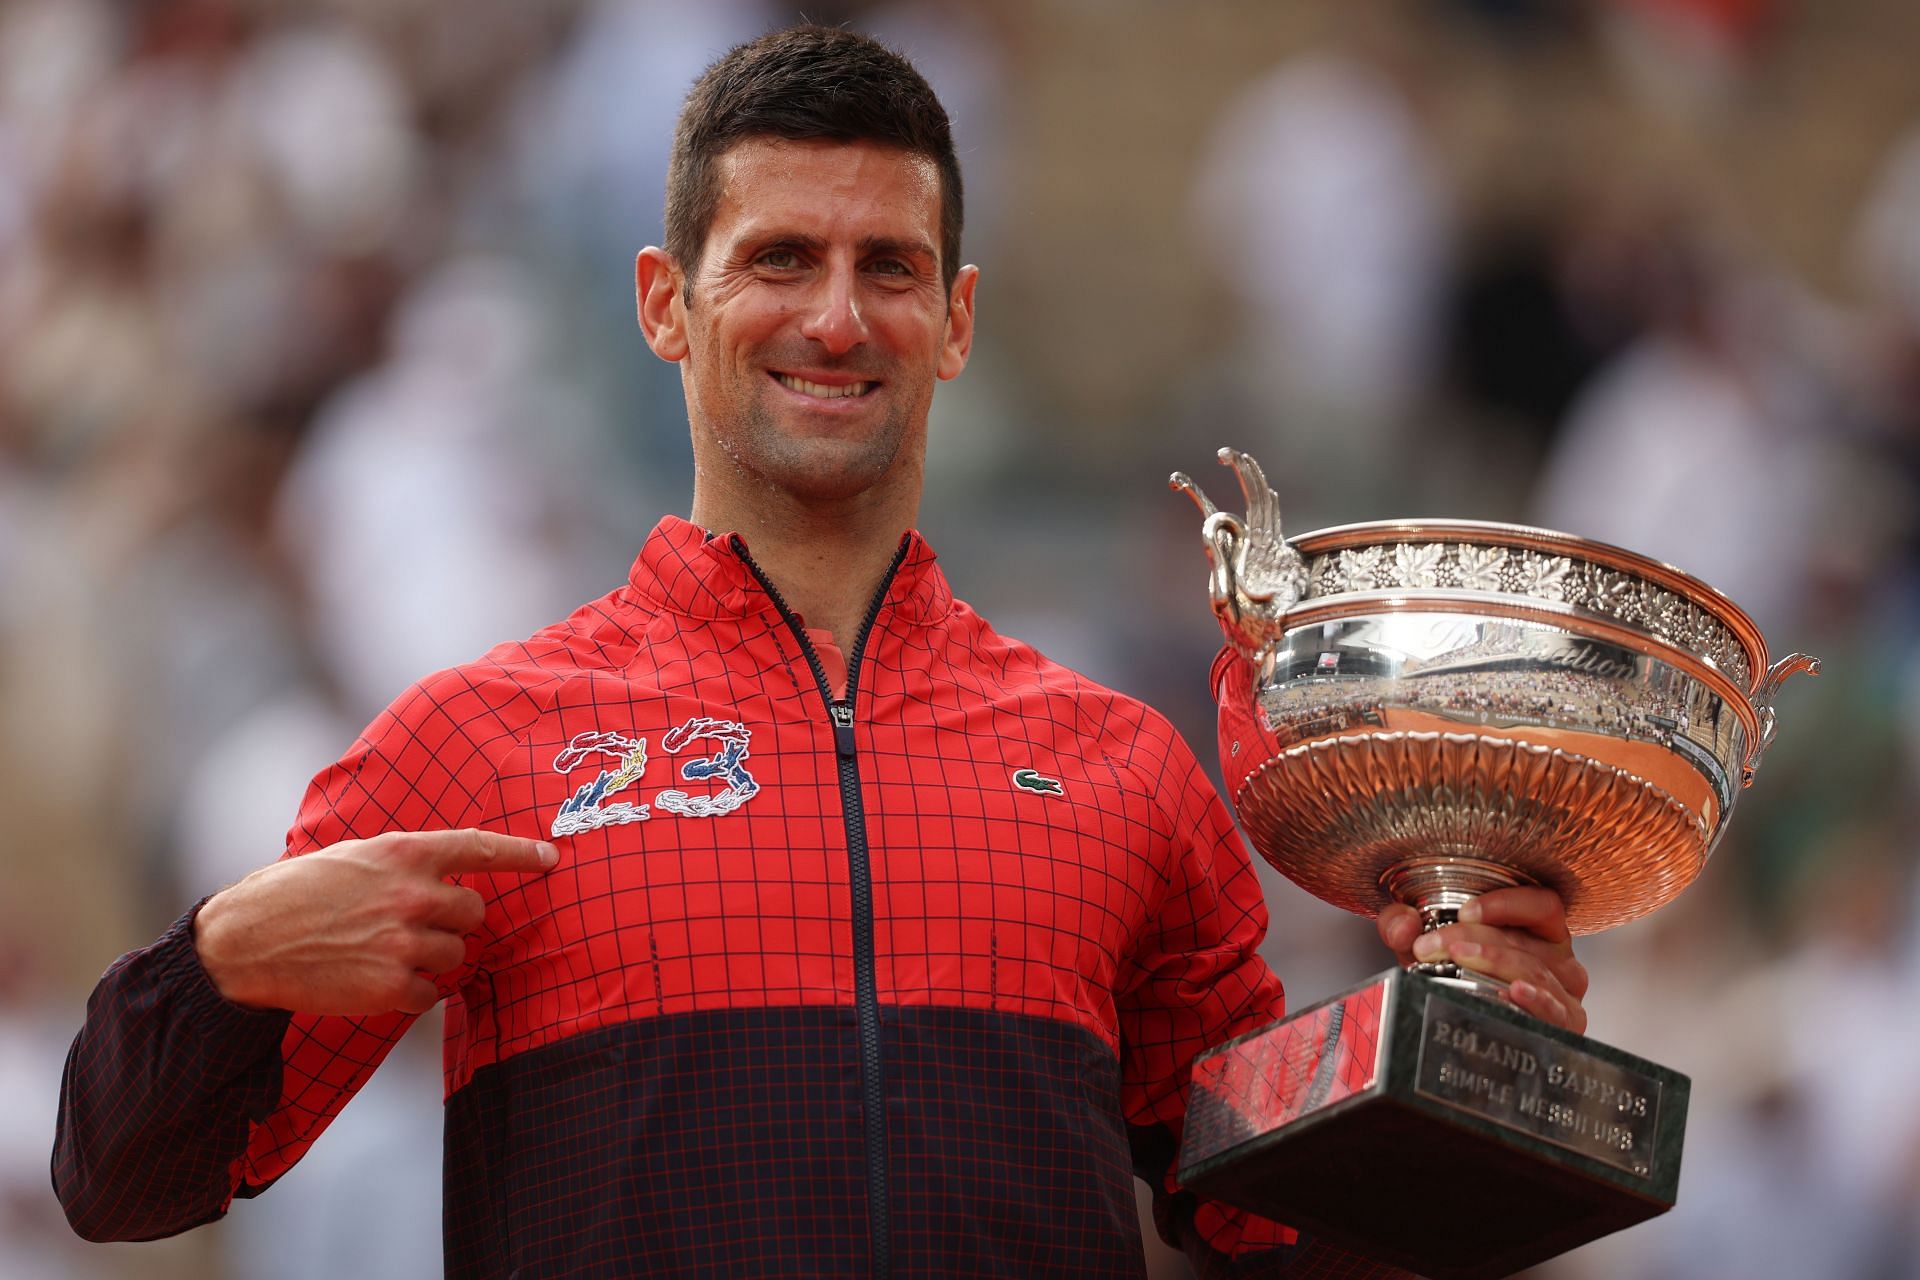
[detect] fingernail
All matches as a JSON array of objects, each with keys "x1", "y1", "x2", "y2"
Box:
[
  {"x1": 1458, "y1": 900, "x2": 1482, "y2": 923},
  {"x1": 1511, "y1": 980, "x2": 1537, "y2": 1003},
  {"x1": 1413, "y1": 934, "x2": 1445, "y2": 962},
  {"x1": 539, "y1": 843, "x2": 560, "y2": 866},
  {"x1": 1450, "y1": 940, "x2": 1481, "y2": 960}
]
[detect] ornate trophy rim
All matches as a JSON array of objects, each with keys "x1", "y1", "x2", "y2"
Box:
[{"x1": 1285, "y1": 518, "x2": 1773, "y2": 695}]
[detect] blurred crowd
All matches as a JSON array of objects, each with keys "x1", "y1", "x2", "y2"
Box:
[{"x1": 3, "y1": 0, "x2": 1919, "y2": 1277}]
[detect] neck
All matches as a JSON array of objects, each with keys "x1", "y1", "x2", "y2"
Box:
[{"x1": 691, "y1": 470, "x2": 918, "y2": 653}]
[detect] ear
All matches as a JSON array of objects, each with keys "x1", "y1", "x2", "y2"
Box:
[
  {"x1": 936, "y1": 264, "x2": 979, "y2": 381},
  {"x1": 636, "y1": 247, "x2": 688, "y2": 362}
]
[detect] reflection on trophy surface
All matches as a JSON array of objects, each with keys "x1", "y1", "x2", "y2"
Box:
[{"x1": 1169, "y1": 447, "x2": 1819, "y2": 1280}]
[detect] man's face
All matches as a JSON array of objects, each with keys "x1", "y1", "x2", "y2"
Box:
[{"x1": 667, "y1": 137, "x2": 974, "y2": 505}]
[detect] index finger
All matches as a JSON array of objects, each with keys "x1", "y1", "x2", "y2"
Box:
[
  {"x1": 423, "y1": 829, "x2": 560, "y2": 877},
  {"x1": 1458, "y1": 886, "x2": 1571, "y2": 944}
]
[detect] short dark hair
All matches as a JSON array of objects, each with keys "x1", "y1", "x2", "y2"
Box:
[{"x1": 665, "y1": 25, "x2": 964, "y2": 294}]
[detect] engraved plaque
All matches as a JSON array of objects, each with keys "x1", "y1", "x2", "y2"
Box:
[{"x1": 1415, "y1": 994, "x2": 1660, "y2": 1178}]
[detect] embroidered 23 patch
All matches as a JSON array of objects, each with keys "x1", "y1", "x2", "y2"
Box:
[{"x1": 550, "y1": 717, "x2": 759, "y2": 837}]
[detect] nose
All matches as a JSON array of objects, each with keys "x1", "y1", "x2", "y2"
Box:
[{"x1": 798, "y1": 261, "x2": 868, "y2": 355}]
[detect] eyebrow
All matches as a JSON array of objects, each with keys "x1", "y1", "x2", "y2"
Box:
[
  {"x1": 857, "y1": 234, "x2": 937, "y2": 261},
  {"x1": 746, "y1": 231, "x2": 938, "y2": 261}
]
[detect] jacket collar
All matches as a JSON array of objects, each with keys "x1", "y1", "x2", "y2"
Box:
[{"x1": 627, "y1": 515, "x2": 953, "y2": 626}]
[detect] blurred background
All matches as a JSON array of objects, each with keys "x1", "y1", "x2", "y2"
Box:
[{"x1": 3, "y1": 0, "x2": 1918, "y2": 1276}]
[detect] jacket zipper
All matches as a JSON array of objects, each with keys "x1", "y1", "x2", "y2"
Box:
[{"x1": 732, "y1": 534, "x2": 910, "y2": 1280}]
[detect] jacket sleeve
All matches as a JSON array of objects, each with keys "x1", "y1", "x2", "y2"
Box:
[
  {"x1": 53, "y1": 668, "x2": 512, "y2": 1241},
  {"x1": 52, "y1": 900, "x2": 295, "y2": 1241},
  {"x1": 1116, "y1": 708, "x2": 1413, "y2": 1279}
]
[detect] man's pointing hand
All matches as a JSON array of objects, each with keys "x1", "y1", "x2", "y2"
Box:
[{"x1": 193, "y1": 830, "x2": 560, "y2": 1017}]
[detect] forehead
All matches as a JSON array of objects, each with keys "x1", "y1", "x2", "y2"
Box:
[{"x1": 706, "y1": 137, "x2": 942, "y2": 249}]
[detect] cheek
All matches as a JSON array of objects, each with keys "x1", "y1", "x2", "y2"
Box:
[
  {"x1": 874, "y1": 309, "x2": 950, "y2": 364},
  {"x1": 693, "y1": 296, "x2": 783, "y2": 354}
]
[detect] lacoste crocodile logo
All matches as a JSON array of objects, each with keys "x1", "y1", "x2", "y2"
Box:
[{"x1": 1012, "y1": 769, "x2": 1064, "y2": 797}]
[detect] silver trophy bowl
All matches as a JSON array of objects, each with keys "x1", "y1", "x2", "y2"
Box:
[{"x1": 1173, "y1": 447, "x2": 1818, "y2": 946}]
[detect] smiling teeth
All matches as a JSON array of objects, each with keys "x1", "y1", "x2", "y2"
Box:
[{"x1": 778, "y1": 374, "x2": 873, "y2": 399}]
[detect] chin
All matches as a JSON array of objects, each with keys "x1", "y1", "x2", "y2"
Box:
[
  {"x1": 729, "y1": 417, "x2": 914, "y2": 504},
  {"x1": 757, "y1": 455, "x2": 899, "y2": 504}
]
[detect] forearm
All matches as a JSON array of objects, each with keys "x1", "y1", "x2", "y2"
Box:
[{"x1": 53, "y1": 899, "x2": 293, "y2": 1242}]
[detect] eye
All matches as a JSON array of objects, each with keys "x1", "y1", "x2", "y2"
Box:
[
  {"x1": 759, "y1": 249, "x2": 802, "y2": 270},
  {"x1": 868, "y1": 258, "x2": 910, "y2": 276}
]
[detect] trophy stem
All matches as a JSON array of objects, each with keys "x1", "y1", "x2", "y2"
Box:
[{"x1": 1380, "y1": 855, "x2": 1538, "y2": 999}]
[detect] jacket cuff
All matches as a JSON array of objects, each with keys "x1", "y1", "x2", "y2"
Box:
[{"x1": 159, "y1": 897, "x2": 295, "y2": 1036}]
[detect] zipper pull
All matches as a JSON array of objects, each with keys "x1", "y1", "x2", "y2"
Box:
[{"x1": 829, "y1": 701, "x2": 856, "y2": 757}]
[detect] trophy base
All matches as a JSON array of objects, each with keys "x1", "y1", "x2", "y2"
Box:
[{"x1": 1178, "y1": 968, "x2": 1688, "y2": 1280}]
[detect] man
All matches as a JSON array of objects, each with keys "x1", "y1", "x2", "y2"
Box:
[{"x1": 55, "y1": 26, "x2": 1588, "y2": 1278}]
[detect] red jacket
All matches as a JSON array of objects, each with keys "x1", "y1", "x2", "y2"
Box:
[{"x1": 56, "y1": 517, "x2": 1400, "y2": 1278}]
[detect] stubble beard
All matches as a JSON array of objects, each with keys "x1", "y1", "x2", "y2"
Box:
[{"x1": 717, "y1": 377, "x2": 923, "y2": 506}]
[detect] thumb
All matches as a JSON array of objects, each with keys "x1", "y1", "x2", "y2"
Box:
[{"x1": 1376, "y1": 903, "x2": 1423, "y2": 963}]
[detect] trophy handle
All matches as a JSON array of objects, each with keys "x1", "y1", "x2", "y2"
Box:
[
  {"x1": 1741, "y1": 653, "x2": 1819, "y2": 787},
  {"x1": 1170, "y1": 448, "x2": 1309, "y2": 661}
]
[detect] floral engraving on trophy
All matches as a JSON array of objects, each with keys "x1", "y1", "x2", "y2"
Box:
[
  {"x1": 1519, "y1": 555, "x2": 1572, "y2": 602},
  {"x1": 1457, "y1": 545, "x2": 1508, "y2": 592},
  {"x1": 1394, "y1": 542, "x2": 1446, "y2": 588},
  {"x1": 1695, "y1": 609, "x2": 1721, "y2": 658},
  {"x1": 1645, "y1": 587, "x2": 1681, "y2": 635},
  {"x1": 1309, "y1": 555, "x2": 1336, "y2": 594},
  {"x1": 1577, "y1": 563, "x2": 1633, "y2": 615},
  {"x1": 1640, "y1": 581, "x2": 1679, "y2": 633},
  {"x1": 1677, "y1": 604, "x2": 1712, "y2": 656},
  {"x1": 1338, "y1": 546, "x2": 1385, "y2": 591},
  {"x1": 1614, "y1": 575, "x2": 1653, "y2": 625}
]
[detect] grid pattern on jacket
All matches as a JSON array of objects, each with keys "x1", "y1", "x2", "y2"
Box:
[{"x1": 55, "y1": 516, "x2": 1415, "y2": 1278}]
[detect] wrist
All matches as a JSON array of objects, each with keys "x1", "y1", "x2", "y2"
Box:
[{"x1": 192, "y1": 888, "x2": 273, "y2": 1010}]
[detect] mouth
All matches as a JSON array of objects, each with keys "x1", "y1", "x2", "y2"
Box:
[{"x1": 770, "y1": 371, "x2": 879, "y2": 401}]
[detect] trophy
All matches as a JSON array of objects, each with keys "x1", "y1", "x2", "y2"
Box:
[{"x1": 1168, "y1": 448, "x2": 1817, "y2": 1279}]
